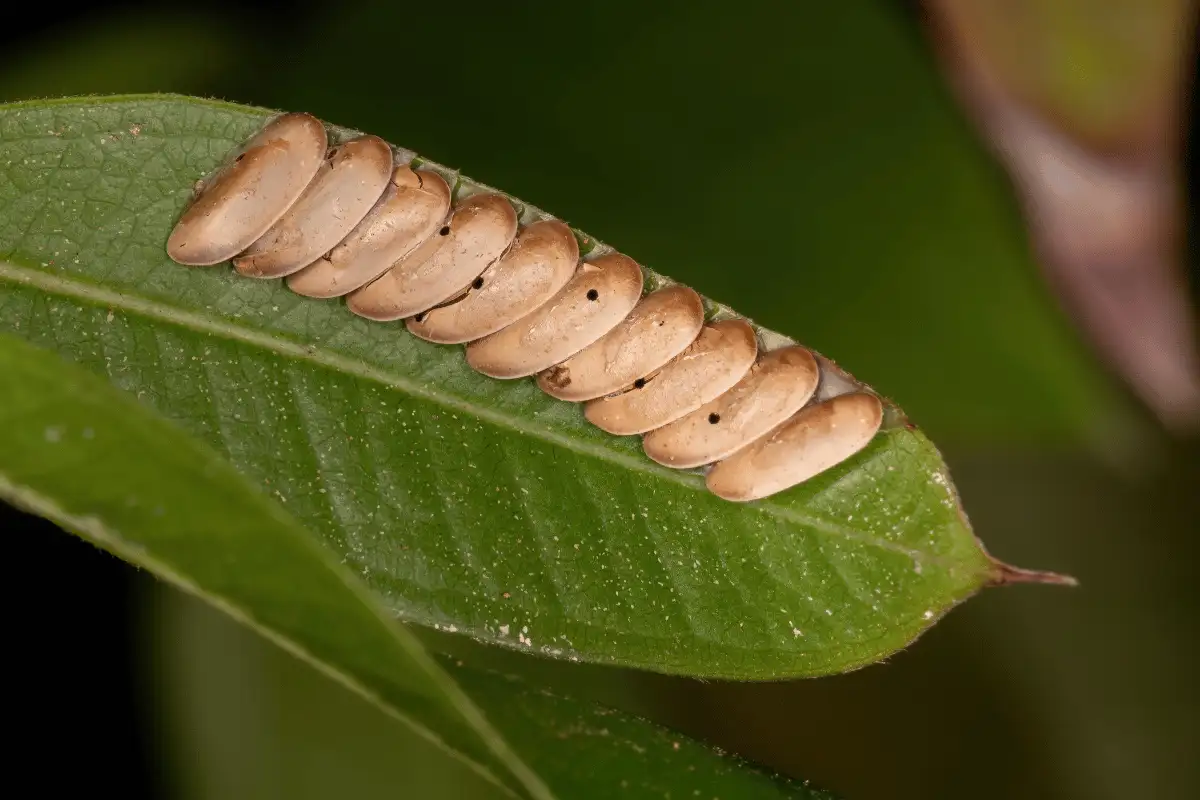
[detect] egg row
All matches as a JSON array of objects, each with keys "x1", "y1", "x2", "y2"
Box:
[{"x1": 167, "y1": 112, "x2": 883, "y2": 502}]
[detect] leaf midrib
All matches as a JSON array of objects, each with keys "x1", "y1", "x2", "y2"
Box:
[{"x1": 0, "y1": 258, "x2": 948, "y2": 568}]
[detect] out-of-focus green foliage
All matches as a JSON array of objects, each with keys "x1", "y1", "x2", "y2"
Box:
[
  {"x1": 0, "y1": 11, "x2": 243, "y2": 101},
  {"x1": 155, "y1": 587, "x2": 836, "y2": 800}
]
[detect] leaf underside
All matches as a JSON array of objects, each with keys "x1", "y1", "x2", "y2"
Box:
[
  {"x1": 0, "y1": 94, "x2": 1000, "y2": 679},
  {"x1": 160, "y1": 567, "x2": 838, "y2": 800},
  {"x1": 446, "y1": 657, "x2": 838, "y2": 800}
]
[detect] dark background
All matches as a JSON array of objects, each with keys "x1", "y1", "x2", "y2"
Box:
[{"x1": 4, "y1": 2, "x2": 1198, "y2": 798}]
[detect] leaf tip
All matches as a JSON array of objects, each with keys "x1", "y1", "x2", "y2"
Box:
[{"x1": 986, "y1": 559, "x2": 1079, "y2": 588}]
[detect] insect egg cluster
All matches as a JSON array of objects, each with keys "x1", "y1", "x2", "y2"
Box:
[{"x1": 167, "y1": 111, "x2": 884, "y2": 502}]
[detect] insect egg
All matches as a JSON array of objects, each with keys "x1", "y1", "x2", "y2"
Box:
[
  {"x1": 347, "y1": 193, "x2": 518, "y2": 322},
  {"x1": 706, "y1": 392, "x2": 884, "y2": 501},
  {"x1": 584, "y1": 318, "x2": 759, "y2": 435},
  {"x1": 406, "y1": 220, "x2": 580, "y2": 345},
  {"x1": 465, "y1": 253, "x2": 644, "y2": 379},
  {"x1": 167, "y1": 112, "x2": 328, "y2": 266},
  {"x1": 165, "y1": 111, "x2": 890, "y2": 503},
  {"x1": 286, "y1": 166, "x2": 451, "y2": 298},
  {"x1": 233, "y1": 135, "x2": 393, "y2": 279},
  {"x1": 538, "y1": 285, "x2": 705, "y2": 402},
  {"x1": 642, "y1": 346, "x2": 820, "y2": 469}
]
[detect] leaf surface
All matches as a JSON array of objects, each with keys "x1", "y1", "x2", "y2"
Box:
[{"x1": 0, "y1": 94, "x2": 1005, "y2": 678}]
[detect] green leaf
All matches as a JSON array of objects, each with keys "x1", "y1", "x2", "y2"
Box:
[
  {"x1": 0, "y1": 94, "x2": 1042, "y2": 679},
  {"x1": 447, "y1": 661, "x2": 837, "y2": 800},
  {"x1": 154, "y1": 584, "x2": 834, "y2": 800},
  {"x1": 0, "y1": 331, "x2": 542, "y2": 799},
  {"x1": 0, "y1": 331, "x2": 834, "y2": 799}
]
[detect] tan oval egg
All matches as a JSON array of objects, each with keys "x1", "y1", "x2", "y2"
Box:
[
  {"x1": 466, "y1": 253, "x2": 644, "y2": 379},
  {"x1": 538, "y1": 285, "x2": 704, "y2": 402},
  {"x1": 167, "y1": 112, "x2": 328, "y2": 266},
  {"x1": 232, "y1": 135, "x2": 393, "y2": 279},
  {"x1": 706, "y1": 392, "x2": 883, "y2": 502},
  {"x1": 584, "y1": 319, "x2": 758, "y2": 435},
  {"x1": 642, "y1": 346, "x2": 820, "y2": 469},
  {"x1": 347, "y1": 193, "x2": 518, "y2": 321},
  {"x1": 406, "y1": 221, "x2": 579, "y2": 344},
  {"x1": 286, "y1": 167, "x2": 451, "y2": 298}
]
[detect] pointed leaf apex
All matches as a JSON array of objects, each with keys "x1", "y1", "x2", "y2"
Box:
[{"x1": 987, "y1": 559, "x2": 1079, "y2": 588}]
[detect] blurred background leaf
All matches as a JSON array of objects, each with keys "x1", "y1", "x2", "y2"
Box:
[
  {"x1": 3, "y1": 1, "x2": 1197, "y2": 799},
  {"x1": 923, "y1": 0, "x2": 1193, "y2": 148},
  {"x1": 924, "y1": 0, "x2": 1200, "y2": 430},
  {"x1": 153, "y1": 587, "x2": 834, "y2": 800}
]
